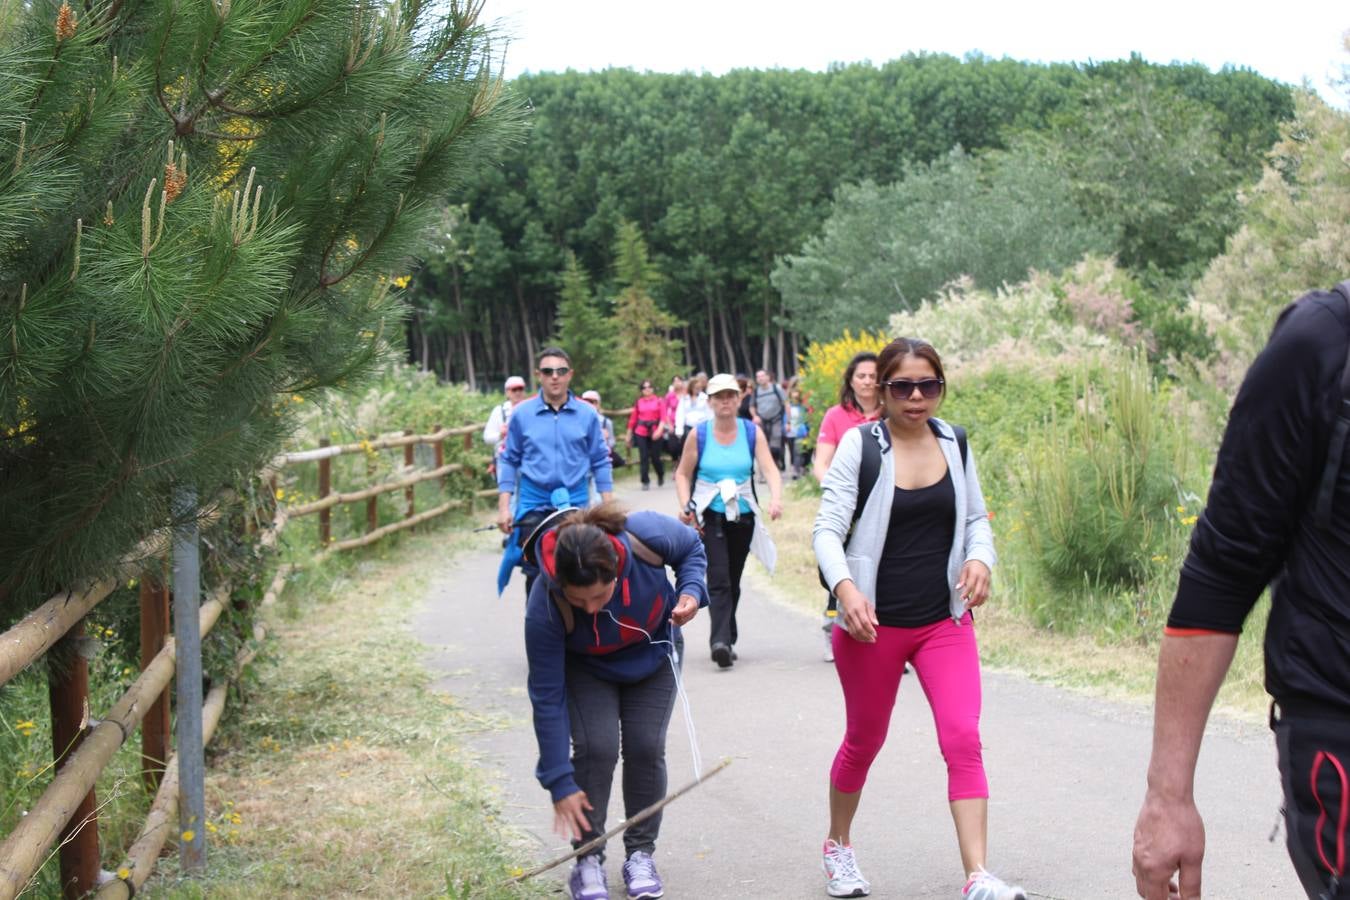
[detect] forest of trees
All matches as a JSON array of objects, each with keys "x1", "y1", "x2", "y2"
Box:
[{"x1": 404, "y1": 53, "x2": 1294, "y2": 386}]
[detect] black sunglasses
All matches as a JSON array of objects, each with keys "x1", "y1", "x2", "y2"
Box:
[
  {"x1": 538, "y1": 366, "x2": 571, "y2": 377},
  {"x1": 883, "y1": 378, "x2": 944, "y2": 400}
]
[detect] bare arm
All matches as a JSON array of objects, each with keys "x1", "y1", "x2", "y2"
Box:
[
  {"x1": 812, "y1": 440, "x2": 838, "y2": 482},
  {"x1": 674, "y1": 431, "x2": 699, "y2": 525},
  {"x1": 1132, "y1": 632, "x2": 1239, "y2": 900},
  {"x1": 754, "y1": 428, "x2": 782, "y2": 519}
]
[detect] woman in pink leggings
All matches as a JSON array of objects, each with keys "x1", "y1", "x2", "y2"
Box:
[{"x1": 811, "y1": 337, "x2": 1025, "y2": 900}]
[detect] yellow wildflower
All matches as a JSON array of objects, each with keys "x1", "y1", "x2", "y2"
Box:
[
  {"x1": 180, "y1": 830, "x2": 195, "y2": 842},
  {"x1": 392, "y1": 274, "x2": 411, "y2": 289},
  {"x1": 1181, "y1": 515, "x2": 1198, "y2": 527},
  {"x1": 274, "y1": 488, "x2": 286, "y2": 501},
  {"x1": 116, "y1": 867, "x2": 131, "y2": 880}
]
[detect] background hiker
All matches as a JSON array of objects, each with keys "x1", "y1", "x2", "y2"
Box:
[
  {"x1": 626, "y1": 378, "x2": 667, "y2": 491},
  {"x1": 674, "y1": 372, "x2": 782, "y2": 670},
  {"x1": 812, "y1": 350, "x2": 882, "y2": 662},
  {"x1": 496, "y1": 347, "x2": 613, "y2": 598}
]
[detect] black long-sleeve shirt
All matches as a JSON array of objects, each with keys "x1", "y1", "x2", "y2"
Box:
[{"x1": 1167, "y1": 287, "x2": 1350, "y2": 715}]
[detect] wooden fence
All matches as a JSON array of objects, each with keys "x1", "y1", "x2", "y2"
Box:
[{"x1": 0, "y1": 414, "x2": 507, "y2": 898}]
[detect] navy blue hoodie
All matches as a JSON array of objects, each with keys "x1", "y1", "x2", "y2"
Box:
[{"x1": 525, "y1": 510, "x2": 708, "y2": 802}]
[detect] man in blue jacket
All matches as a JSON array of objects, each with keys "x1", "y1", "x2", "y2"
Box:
[
  {"x1": 497, "y1": 347, "x2": 614, "y2": 598},
  {"x1": 1133, "y1": 283, "x2": 1350, "y2": 900}
]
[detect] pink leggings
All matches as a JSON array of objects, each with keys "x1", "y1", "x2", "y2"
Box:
[{"x1": 829, "y1": 614, "x2": 988, "y2": 801}]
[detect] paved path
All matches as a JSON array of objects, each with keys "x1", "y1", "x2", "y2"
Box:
[{"x1": 416, "y1": 482, "x2": 1300, "y2": 898}]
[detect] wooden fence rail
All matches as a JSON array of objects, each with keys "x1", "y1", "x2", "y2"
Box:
[{"x1": 0, "y1": 399, "x2": 622, "y2": 895}]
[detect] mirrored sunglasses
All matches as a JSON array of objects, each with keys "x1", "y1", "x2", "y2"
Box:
[{"x1": 883, "y1": 378, "x2": 944, "y2": 400}]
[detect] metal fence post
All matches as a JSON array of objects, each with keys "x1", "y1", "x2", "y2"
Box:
[
  {"x1": 48, "y1": 619, "x2": 99, "y2": 899},
  {"x1": 172, "y1": 486, "x2": 206, "y2": 874},
  {"x1": 317, "y1": 438, "x2": 332, "y2": 546},
  {"x1": 139, "y1": 574, "x2": 171, "y2": 792}
]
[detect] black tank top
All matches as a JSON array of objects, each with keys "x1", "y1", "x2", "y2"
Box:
[{"x1": 874, "y1": 471, "x2": 955, "y2": 627}]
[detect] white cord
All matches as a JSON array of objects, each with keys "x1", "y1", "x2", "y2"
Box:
[{"x1": 601, "y1": 609, "x2": 705, "y2": 781}]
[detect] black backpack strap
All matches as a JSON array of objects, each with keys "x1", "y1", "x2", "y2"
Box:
[
  {"x1": 626, "y1": 531, "x2": 664, "y2": 568},
  {"x1": 851, "y1": 423, "x2": 882, "y2": 528},
  {"x1": 952, "y1": 424, "x2": 968, "y2": 470},
  {"x1": 552, "y1": 592, "x2": 575, "y2": 634},
  {"x1": 1314, "y1": 282, "x2": 1350, "y2": 528}
]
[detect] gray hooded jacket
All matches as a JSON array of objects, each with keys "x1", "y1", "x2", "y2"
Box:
[{"x1": 812, "y1": 418, "x2": 996, "y2": 622}]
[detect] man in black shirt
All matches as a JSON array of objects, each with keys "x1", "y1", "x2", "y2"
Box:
[{"x1": 1132, "y1": 284, "x2": 1350, "y2": 900}]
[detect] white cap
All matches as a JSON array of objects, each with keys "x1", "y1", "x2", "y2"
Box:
[
  {"x1": 581, "y1": 389, "x2": 601, "y2": 403},
  {"x1": 504, "y1": 375, "x2": 526, "y2": 390},
  {"x1": 706, "y1": 373, "x2": 739, "y2": 396}
]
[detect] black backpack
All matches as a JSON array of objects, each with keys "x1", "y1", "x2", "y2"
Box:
[
  {"x1": 816, "y1": 421, "x2": 968, "y2": 592},
  {"x1": 1313, "y1": 282, "x2": 1350, "y2": 529}
]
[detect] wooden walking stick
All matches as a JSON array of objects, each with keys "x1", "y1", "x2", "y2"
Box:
[{"x1": 503, "y1": 757, "x2": 733, "y2": 886}]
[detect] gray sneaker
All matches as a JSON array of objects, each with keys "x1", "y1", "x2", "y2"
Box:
[
  {"x1": 569, "y1": 855, "x2": 609, "y2": 900},
  {"x1": 622, "y1": 850, "x2": 664, "y2": 899},
  {"x1": 963, "y1": 868, "x2": 1026, "y2": 900},
  {"x1": 822, "y1": 839, "x2": 869, "y2": 897}
]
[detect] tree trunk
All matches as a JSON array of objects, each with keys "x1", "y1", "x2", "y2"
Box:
[
  {"x1": 450, "y1": 266, "x2": 477, "y2": 390},
  {"x1": 717, "y1": 303, "x2": 735, "y2": 375},
  {"x1": 762, "y1": 292, "x2": 772, "y2": 373},
  {"x1": 734, "y1": 308, "x2": 753, "y2": 376},
  {"x1": 776, "y1": 322, "x2": 786, "y2": 379},
  {"x1": 705, "y1": 290, "x2": 720, "y2": 373},
  {"x1": 515, "y1": 280, "x2": 537, "y2": 372},
  {"x1": 791, "y1": 330, "x2": 800, "y2": 377}
]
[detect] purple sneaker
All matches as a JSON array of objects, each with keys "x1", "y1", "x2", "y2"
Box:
[
  {"x1": 622, "y1": 850, "x2": 664, "y2": 899},
  {"x1": 569, "y1": 855, "x2": 608, "y2": 900}
]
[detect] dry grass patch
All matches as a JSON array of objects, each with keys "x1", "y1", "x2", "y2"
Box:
[{"x1": 139, "y1": 525, "x2": 545, "y2": 900}]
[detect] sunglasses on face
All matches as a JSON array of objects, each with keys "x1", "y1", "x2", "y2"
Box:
[
  {"x1": 507, "y1": 386, "x2": 525, "y2": 392},
  {"x1": 883, "y1": 378, "x2": 944, "y2": 400},
  {"x1": 538, "y1": 366, "x2": 571, "y2": 378}
]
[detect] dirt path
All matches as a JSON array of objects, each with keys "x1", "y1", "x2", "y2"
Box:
[{"x1": 417, "y1": 482, "x2": 1300, "y2": 898}]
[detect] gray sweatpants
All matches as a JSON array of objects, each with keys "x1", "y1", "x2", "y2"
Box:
[{"x1": 566, "y1": 651, "x2": 679, "y2": 862}]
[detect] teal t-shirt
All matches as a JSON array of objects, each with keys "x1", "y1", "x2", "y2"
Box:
[{"x1": 697, "y1": 420, "x2": 753, "y2": 514}]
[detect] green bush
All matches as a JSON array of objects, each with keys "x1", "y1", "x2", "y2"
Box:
[{"x1": 1020, "y1": 354, "x2": 1199, "y2": 598}]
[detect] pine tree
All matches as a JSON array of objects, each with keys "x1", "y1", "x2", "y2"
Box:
[
  {"x1": 553, "y1": 249, "x2": 619, "y2": 399},
  {"x1": 0, "y1": 0, "x2": 524, "y2": 618},
  {"x1": 610, "y1": 220, "x2": 683, "y2": 393}
]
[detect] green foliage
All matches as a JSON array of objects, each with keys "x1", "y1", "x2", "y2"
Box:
[
  {"x1": 1194, "y1": 93, "x2": 1350, "y2": 378},
  {"x1": 425, "y1": 56, "x2": 1290, "y2": 378},
  {"x1": 610, "y1": 221, "x2": 684, "y2": 394},
  {"x1": 795, "y1": 329, "x2": 890, "y2": 448},
  {"x1": 1039, "y1": 69, "x2": 1246, "y2": 274},
  {"x1": 774, "y1": 146, "x2": 1113, "y2": 339},
  {"x1": 0, "y1": 1, "x2": 523, "y2": 617},
  {"x1": 1020, "y1": 355, "x2": 1199, "y2": 596},
  {"x1": 554, "y1": 250, "x2": 619, "y2": 399}
]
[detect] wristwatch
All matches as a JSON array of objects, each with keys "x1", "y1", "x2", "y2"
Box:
[{"x1": 683, "y1": 499, "x2": 697, "y2": 516}]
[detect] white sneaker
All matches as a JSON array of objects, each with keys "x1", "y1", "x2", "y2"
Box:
[
  {"x1": 823, "y1": 628, "x2": 834, "y2": 663},
  {"x1": 963, "y1": 867, "x2": 1026, "y2": 900},
  {"x1": 822, "y1": 839, "x2": 869, "y2": 897}
]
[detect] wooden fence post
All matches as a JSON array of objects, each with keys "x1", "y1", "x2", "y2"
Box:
[
  {"x1": 139, "y1": 575, "x2": 170, "y2": 792},
  {"x1": 463, "y1": 429, "x2": 475, "y2": 514},
  {"x1": 366, "y1": 433, "x2": 378, "y2": 534},
  {"x1": 317, "y1": 438, "x2": 332, "y2": 546},
  {"x1": 404, "y1": 429, "x2": 415, "y2": 519},
  {"x1": 48, "y1": 620, "x2": 99, "y2": 899},
  {"x1": 433, "y1": 424, "x2": 445, "y2": 494}
]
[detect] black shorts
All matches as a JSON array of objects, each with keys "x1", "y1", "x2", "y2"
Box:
[{"x1": 1275, "y1": 709, "x2": 1349, "y2": 898}]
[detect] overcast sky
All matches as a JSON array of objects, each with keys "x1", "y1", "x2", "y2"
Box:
[{"x1": 487, "y1": 1, "x2": 1349, "y2": 103}]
